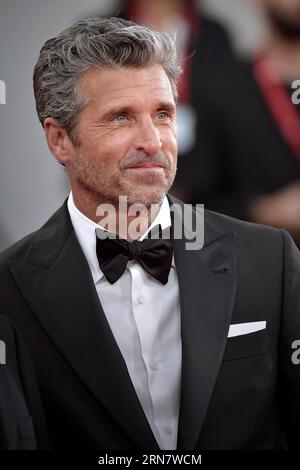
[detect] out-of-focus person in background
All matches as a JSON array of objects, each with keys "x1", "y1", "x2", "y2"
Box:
[
  {"x1": 176, "y1": 0, "x2": 300, "y2": 245},
  {"x1": 89, "y1": 0, "x2": 236, "y2": 177},
  {"x1": 0, "y1": 315, "x2": 50, "y2": 449}
]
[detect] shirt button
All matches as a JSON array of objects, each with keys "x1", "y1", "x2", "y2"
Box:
[
  {"x1": 137, "y1": 295, "x2": 145, "y2": 304},
  {"x1": 149, "y1": 360, "x2": 158, "y2": 371},
  {"x1": 164, "y1": 426, "x2": 173, "y2": 434}
]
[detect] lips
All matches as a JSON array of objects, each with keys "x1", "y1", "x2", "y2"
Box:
[{"x1": 126, "y1": 163, "x2": 166, "y2": 169}]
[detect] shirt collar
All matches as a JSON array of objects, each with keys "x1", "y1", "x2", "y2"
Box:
[{"x1": 67, "y1": 192, "x2": 175, "y2": 284}]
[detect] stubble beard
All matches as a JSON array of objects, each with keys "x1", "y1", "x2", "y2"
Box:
[{"x1": 70, "y1": 149, "x2": 177, "y2": 209}]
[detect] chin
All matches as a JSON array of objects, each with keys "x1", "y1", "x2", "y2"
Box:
[{"x1": 126, "y1": 188, "x2": 167, "y2": 208}]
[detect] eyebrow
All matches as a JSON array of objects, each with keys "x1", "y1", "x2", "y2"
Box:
[{"x1": 100, "y1": 102, "x2": 176, "y2": 121}]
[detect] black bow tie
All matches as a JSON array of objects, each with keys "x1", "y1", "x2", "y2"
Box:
[{"x1": 96, "y1": 226, "x2": 173, "y2": 285}]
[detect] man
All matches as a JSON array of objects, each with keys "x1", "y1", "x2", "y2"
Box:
[
  {"x1": 0, "y1": 315, "x2": 50, "y2": 449},
  {"x1": 175, "y1": 0, "x2": 300, "y2": 246},
  {"x1": 0, "y1": 17, "x2": 299, "y2": 450}
]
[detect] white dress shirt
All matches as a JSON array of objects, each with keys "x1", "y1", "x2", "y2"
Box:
[{"x1": 67, "y1": 193, "x2": 182, "y2": 450}]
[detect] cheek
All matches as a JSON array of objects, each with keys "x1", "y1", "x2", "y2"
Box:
[
  {"x1": 163, "y1": 128, "x2": 178, "y2": 155},
  {"x1": 80, "y1": 131, "x2": 129, "y2": 165},
  {"x1": 101, "y1": 127, "x2": 134, "y2": 150}
]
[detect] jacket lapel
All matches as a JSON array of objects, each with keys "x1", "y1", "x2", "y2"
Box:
[
  {"x1": 8, "y1": 202, "x2": 159, "y2": 449},
  {"x1": 169, "y1": 199, "x2": 238, "y2": 450}
]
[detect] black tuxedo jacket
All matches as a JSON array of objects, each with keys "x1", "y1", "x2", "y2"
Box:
[
  {"x1": 0, "y1": 196, "x2": 299, "y2": 449},
  {"x1": 0, "y1": 315, "x2": 50, "y2": 449}
]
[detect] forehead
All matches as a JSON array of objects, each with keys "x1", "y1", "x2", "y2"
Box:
[{"x1": 79, "y1": 65, "x2": 175, "y2": 111}]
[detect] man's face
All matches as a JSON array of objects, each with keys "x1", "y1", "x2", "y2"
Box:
[
  {"x1": 68, "y1": 65, "x2": 177, "y2": 208},
  {"x1": 262, "y1": 0, "x2": 300, "y2": 38}
]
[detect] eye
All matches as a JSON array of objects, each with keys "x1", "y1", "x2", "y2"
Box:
[
  {"x1": 156, "y1": 111, "x2": 170, "y2": 120},
  {"x1": 114, "y1": 114, "x2": 127, "y2": 122}
]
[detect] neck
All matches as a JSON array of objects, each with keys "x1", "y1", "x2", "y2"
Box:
[
  {"x1": 266, "y1": 27, "x2": 300, "y2": 82},
  {"x1": 71, "y1": 185, "x2": 162, "y2": 241}
]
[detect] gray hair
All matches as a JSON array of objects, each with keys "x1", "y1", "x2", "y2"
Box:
[{"x1": 33, "y1": 17, "x2": 182, "y2": 143}]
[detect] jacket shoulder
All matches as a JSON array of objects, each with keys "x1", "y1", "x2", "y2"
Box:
[
  {"x1": 205, "y1": 208, "x2": 285, "y2": 249},
  {"x1": 0, "y1": 230, "x2": 39, "y2": 267},
  {"x1": 0, "y1": 199, "x2": 70, "y2": 269}
]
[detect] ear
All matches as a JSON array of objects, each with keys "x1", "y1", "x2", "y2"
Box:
[{"x1": 44, "y1": 117, "x2": 75, "y2": 165}]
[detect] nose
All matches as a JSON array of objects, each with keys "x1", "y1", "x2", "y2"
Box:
[{"x1": 133, "y1": 118, "x2": 162, "y2": 155}]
